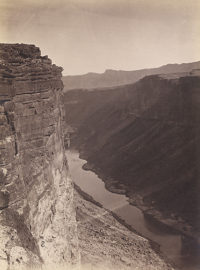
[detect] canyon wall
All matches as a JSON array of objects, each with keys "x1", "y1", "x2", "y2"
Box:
[
  {"x1": 64, "y1": 75, "x2": 200, "y2": 237},
  {"x1": 0, "y1": 44, "x2": 79, "y2": 269}
]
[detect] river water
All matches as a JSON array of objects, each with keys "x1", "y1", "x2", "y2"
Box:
[{"x1": 66, "y1": 150, "x2": 199, "y2": 270}]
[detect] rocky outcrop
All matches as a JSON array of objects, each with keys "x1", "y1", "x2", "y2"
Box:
[{"x1": 0, "y1": 44, "x2": 79, "y2": 269}]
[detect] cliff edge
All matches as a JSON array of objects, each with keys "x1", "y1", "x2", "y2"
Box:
[{"x1": 0, "y1": 44, "x2": 79, "y2": 269}]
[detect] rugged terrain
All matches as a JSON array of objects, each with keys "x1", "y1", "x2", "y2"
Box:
[
  {"x1": 0, "y1": 43, "x2": 175, "y2": 270},
  {"x1": 64, "y1": 74, "x2": 200, "y2": 239},
  {"x1": 62, "y1": 61, "x2": 200, "y2": 91}
]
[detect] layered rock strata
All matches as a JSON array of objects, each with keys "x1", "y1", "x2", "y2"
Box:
[{"x1": 0, "y1": 44, "x2": 79, "y2": 269}]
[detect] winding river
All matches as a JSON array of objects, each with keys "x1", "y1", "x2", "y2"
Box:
[{"x1": 66, "y1": 150, "x2": 199, "y2": 270}]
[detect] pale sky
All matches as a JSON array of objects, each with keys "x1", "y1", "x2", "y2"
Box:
[{"x1": 0, "y1": 0, "x2": 200, "y2": 75}]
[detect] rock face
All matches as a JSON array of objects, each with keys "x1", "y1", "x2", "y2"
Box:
[{"x1": 0, "y1": 44, "x2": 79, "y2": 269}]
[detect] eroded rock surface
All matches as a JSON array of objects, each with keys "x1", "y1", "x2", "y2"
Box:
[{"x1": 0, "y1": 44, "x2": 79, "y2": 269}]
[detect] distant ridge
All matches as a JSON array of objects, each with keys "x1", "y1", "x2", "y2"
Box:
[{"x1": 62, "y1": 61, "x2": 200, "y2": 91}]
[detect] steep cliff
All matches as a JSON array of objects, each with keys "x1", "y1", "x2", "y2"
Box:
[
  {"x1": 64, "y1": 75, "x2": 200, "y2": 237},
  {"x1": 0, "y1": 44, "x2": 79, "y2": 269}
]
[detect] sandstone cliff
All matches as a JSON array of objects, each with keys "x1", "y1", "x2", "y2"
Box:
[{"x1": 0, "y1": 44, "x2": 79, "y2": 269}]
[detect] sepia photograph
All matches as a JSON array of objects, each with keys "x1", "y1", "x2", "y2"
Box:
[{"x1": 0, "y1": 0, "x2": 200, "y2": 269}]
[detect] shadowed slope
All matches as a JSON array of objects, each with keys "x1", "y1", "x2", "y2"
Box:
[{"x1": 64, "y1": 75, "x2": 200, "y2": 234}]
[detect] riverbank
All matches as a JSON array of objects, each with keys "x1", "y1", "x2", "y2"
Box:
[
  {"x1": 68, "y1": 149, "x2": 200, "y2": 269},
  {"x1": 74, "y1": 183, "x2": 161, "y2": 253},
  {"x1": 80, "y1": 151, "x2": 200, "y2": 246},
  {"x1": 74, "y1": 183, "x2": 174, "y2": 270}
]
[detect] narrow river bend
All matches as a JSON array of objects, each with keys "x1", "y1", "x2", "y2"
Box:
[{"x1": 66, "y1": 150, "x2": 199, "y2": 270}]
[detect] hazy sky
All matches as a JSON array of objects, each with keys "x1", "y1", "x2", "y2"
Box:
[{"x1": 0, "y1": 0, "x2": 200, "y2": 75}]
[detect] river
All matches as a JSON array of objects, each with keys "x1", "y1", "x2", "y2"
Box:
[{"x1": 66, "y1": 150, "x2": 199, "y2": 270}]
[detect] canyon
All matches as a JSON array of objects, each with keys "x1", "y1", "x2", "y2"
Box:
[
  {"x1": 0, "y1": 43, "x2": 173, "y2": 270},
  {"x1": 64, "y1": 74, "x2": 200, "y2": 244}
]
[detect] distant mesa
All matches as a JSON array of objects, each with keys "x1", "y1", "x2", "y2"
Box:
[{"x1": 62, "y1": 61, "x2": 200, "y2": 91}]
